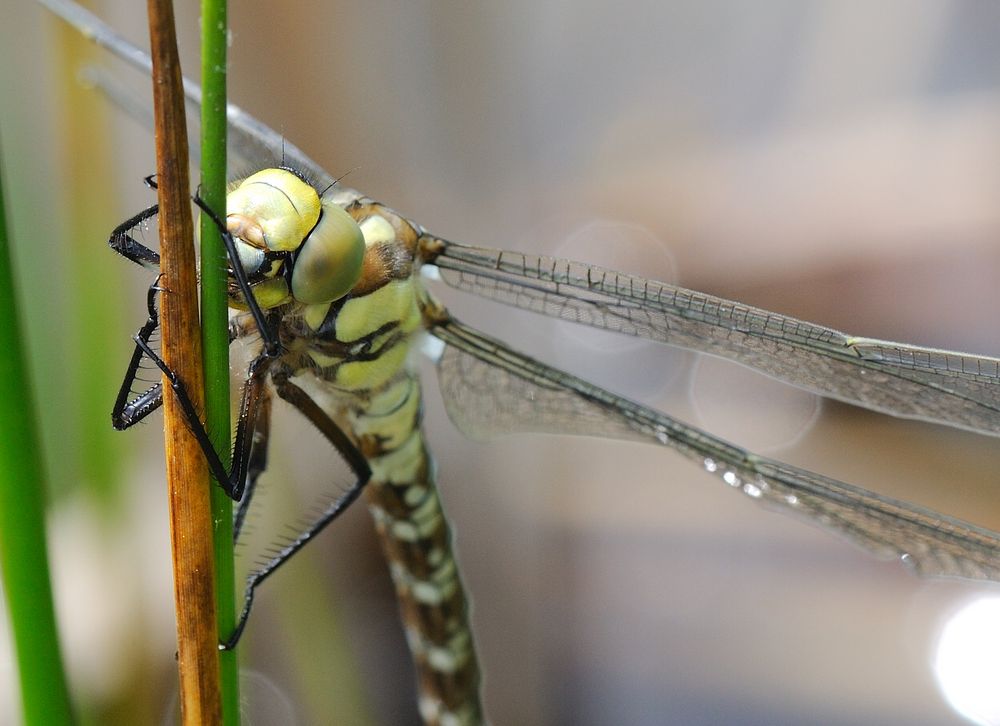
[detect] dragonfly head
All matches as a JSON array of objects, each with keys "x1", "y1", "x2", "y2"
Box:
[{"x1": 225, "y1": 167, "x2": 365, "y2": 311}]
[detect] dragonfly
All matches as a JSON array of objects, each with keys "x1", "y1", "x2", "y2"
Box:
[{"x1": 40, "y1": 1, "x2": 1000, "y2": 724}]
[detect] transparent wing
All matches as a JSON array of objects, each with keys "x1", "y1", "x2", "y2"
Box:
[
  {"x1": 430, "y1": 316, "x2": 1000, "y2": 581},
  {"x1": 56, "y1": 0, "x2": 1000, "y2": 439},
  {"x1": 422, "y1": 238, "x2": 1000, "y2": 436}
]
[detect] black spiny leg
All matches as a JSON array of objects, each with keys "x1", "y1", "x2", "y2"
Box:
[
  {"x1": 111, "y1": 180, "x2": 371, "y2": 649},
  {"x1": 109, "y1": 202, "x2": 161, "y2": 268},
  {"x1": 109, "y1": 277, "x2": 274, "y2": 502},
  {"x1": 108, "y1": 181, "x2": 169, "y2": 428},
  {"x1": 129, "y1": 320, "x2": 276, "y2": 501},
  {"x1": 111, "y1": 277, "x2": 166, "y2": 430},
  {"x1": 109, "y1": 178, "x2": 163, "y2": 267},
  {"x1": 221, "y1": 371, "x2": 371, "y2": 650},
  {"x1": 110, "y1": 179, "x2": 282, "y2": 500},
  {"x1": 233, "y1": 386, "x2": 272, "y2": 541}
]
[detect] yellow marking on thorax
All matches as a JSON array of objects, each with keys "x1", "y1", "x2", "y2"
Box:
[
  {"x1": 359, "y1": 214, "x2": 396, "y2": 246},
  {"x1": 303, "y1": 301, "x2": 332, "y2": 331},
  {"x1": 335, "y1": 339, "x2": 411, "y2": 390},
  {"x1": 307, "y1": 349, "x2": 342, "y2": 368},
  {"x1": 336, "y1": 278, "x2": 420, "y2": 342}
]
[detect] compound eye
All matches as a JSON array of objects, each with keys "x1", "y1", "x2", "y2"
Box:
[
  {"x1": 291, "y1": 200, "x2": 365, "y2": 304},
  {"x1": 226, "y1": 168, "x2": 321, "y2": 251}
]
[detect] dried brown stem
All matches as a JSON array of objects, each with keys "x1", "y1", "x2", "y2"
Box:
[{"x1": 146, "y1": 0, "x2": 222, "y2": 723}]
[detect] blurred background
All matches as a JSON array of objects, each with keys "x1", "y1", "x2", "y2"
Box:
[{"x1": 3, "y1": 1, "x2": 1000, "y2": 724}]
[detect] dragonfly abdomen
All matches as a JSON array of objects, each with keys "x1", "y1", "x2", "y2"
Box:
[
  {"x1": 361, "y1": 392, "x2": 482, "y2": 726},
  {"x1": 282, "y1": 208, "x2": 483, "y2": 725},
  {"x1": 320, "y1": 367, "x2": 481, "y2": 725}
]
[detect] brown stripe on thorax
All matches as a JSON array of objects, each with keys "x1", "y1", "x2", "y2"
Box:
[{"x1": 344, "y1": 201, "x2": 420, "y2": 295}]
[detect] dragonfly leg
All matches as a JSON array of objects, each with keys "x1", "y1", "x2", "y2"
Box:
[
  {"x1": 232, "y1": 385, "x2": 272, "y2": 540},
  {"x1": 130, "y1": 330, "x2": 234, "y2": 492},
  {"x1": 111, "y1": 180, "x2": 283, "y2": 498},
  {"x1": 221, "y1": 371, "x2": 371, "y2": 650},
  {"x1": 134, "y1": 322, "x2": 277, "y2": 502},
  {"x1": 109, "y1": 202, "x2": 161, "y2": 268},
  {"x1": 226, "y1": 313, "x2": 276, "y2": 514},
  {"x1": 226, "y1": 351, "x2": 277, "y2": 501},
  {"x1": 111, "y1": 277, "x2": 166, "y2": 429},
  {"x1": 114, "y1": 268, "x2": 278, "y2": 500}
]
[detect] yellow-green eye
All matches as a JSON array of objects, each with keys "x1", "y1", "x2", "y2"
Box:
[
  {"x1": 291, "y1": 200, "x2": 365, "y2": 304},
  {"x1": 227, "y1": 168, "x2": 321, "y2": 251}
]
